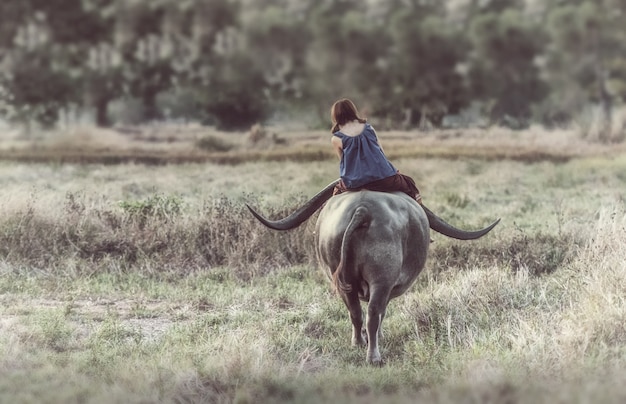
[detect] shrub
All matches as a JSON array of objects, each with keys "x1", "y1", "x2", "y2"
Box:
[
  {"x1": 428, "y1": 231, "x2": 578, "y2": 276},
  {"x1": 194, "y1": 136, "x2": 234, "y2": 152},
  {"x1": 0, "y1": 193, "x2": 314, "y2": 276},
  {"x1": 118, "y1": 194, "x2": 184, "y2": 222}
]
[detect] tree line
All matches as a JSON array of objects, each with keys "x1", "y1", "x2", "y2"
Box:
[{"x1": 0, "y1": 0, "x2": 625, "y2": 138}]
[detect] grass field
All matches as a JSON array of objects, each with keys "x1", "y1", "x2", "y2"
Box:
[{"x1": 0, "y1": 126, "x2": 625, "y2": 403}]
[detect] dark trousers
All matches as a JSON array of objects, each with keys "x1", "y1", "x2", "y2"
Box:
[{"x1": 333, "y1": 173, "x2": 422, "y2": 203}]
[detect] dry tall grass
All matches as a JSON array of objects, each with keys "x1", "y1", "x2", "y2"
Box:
[{"x1": 0, "y1": 128, "x2": 625, "y2": 403}]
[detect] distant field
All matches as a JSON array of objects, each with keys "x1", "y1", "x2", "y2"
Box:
[
  {"x1": 1, "y1": 125, "x2": 624, "y2": 165},
  {"x1": 0, "y1": 127, "x2": 625, "y2": 403}
]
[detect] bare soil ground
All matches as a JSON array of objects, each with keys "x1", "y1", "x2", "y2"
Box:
[{"x1": 0, "y1": 295, "x2": 192, "y2": 343}]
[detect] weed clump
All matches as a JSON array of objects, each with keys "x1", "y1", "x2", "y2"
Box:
[
  {"x1": 119, "y1": 194, "x2": 184, "y2": 225},
  {"x1": 428, "y1": 231, "x2": 578, "y2": 276},
  {"x1": 0, "y1": 192, "x2": 315, "y2": 276},
  {"x1": 194, "y1": 135, "x2": 234, "y2": 152}
]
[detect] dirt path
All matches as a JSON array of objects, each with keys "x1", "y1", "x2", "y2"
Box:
[{"x1": 0, "y1": 296, "x2": 195, "y2": 343}]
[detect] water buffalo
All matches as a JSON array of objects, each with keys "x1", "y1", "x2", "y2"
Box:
[{"x1": 247, "y1": 180, "x2": 500, "y2": 365}]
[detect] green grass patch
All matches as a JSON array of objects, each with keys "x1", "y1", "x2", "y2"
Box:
[{"x1": 1, "y1": 147, "x2": 625, "y2": 402}]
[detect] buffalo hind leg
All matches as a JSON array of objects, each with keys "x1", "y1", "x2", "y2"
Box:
[
  {"x1": 378, "y1": 310, "x2": 386, "y2": 341},
  {"x1": 341, "y1": 290, "x2": 366, "y2": 347},
  {"x1": 366, "y1": 289, "x2": 390, "y2": 366}
]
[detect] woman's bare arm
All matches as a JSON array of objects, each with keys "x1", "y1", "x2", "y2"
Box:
[{"x1": 331, "y1": 136, "x2": 343, "y2": 159}]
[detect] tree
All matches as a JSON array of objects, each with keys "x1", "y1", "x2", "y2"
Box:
[
  {"x1": 114, "y1": 1, "x2": 174, "y2": 122},
  {"x1": 77, "y1": 0, "x2": 122, "y2": 127},
  {"x1": 242, "y1": 3, "x2": 311, "y2": 107},
  {"x1": 0, "y1": 3, "x2": 78, "y2": 130},
  {"x1": 299, "y1": 0, "x2": 373, "y2": 123},
  {"x1": 0, "y1": 0, "x2": 621, "y2": 133},
  {"x1": 0, "y1": 0, "x2": 121, "y2": 128},
  {"x1": 1, "y1": 50, "x2": 76, "y2": 129},
  {"x1": 181, "y1": 0, "x2": 272, "y2": 129},
  {"x1": 379, "y1": 3, "x2": 468, "y2": 128},
  {"x1": 467, "y1": 8, "x2": 548, "y2": 128},
  {"x1": 543, "y1": 0, "x2": 626, "y2": 140},
  {"x1": 197, "y1": 53, "x2": 271, "y2": 130}
]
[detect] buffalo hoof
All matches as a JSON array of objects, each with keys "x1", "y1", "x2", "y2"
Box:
[
  {"x1": 367, "y1": 357, "x2": 385, "y2": 367},
  {"x1": 352, "y1": 336, "x2": 367, "y2": 347},
  {"x1": 352, "y1": 329, "x2": 367, "y2": 347},
  {"x1": 352, "y1": 339, "x2": 367, "y2": 347}
]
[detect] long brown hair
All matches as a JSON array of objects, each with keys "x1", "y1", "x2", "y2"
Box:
[{"x1": 330, "y1": 98, "x2": 366, "y2": 133}]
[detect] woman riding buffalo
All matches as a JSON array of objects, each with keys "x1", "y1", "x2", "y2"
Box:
[{"x1": 330, "y1": 98, "x2": 422, "y2": 204}]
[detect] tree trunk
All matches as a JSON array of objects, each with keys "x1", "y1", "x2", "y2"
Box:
[
  {"x1": 597, "y1": 77, "x2": 612, "y2": 143},
  {"x1": 589, "y1": 18, "x2": 613, "y2": 143},
  {"x1": 95, "y1": 97, "x2": 110, "y2": 127},
  {"x1": 142, "y1": 91, "x2": 160, "y2": 122}
]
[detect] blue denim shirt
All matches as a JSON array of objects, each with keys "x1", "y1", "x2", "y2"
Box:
[{"x1": 334, "y1": 123, "x2": 397, "y2": 189}]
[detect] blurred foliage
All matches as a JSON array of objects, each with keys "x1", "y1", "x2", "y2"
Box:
[
  {"x1": 468, "y1": 8, "x2": 548, "y2": 128},
  {"x1": 0, "y1": 0, "x2": 625, "y2": 136}
]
